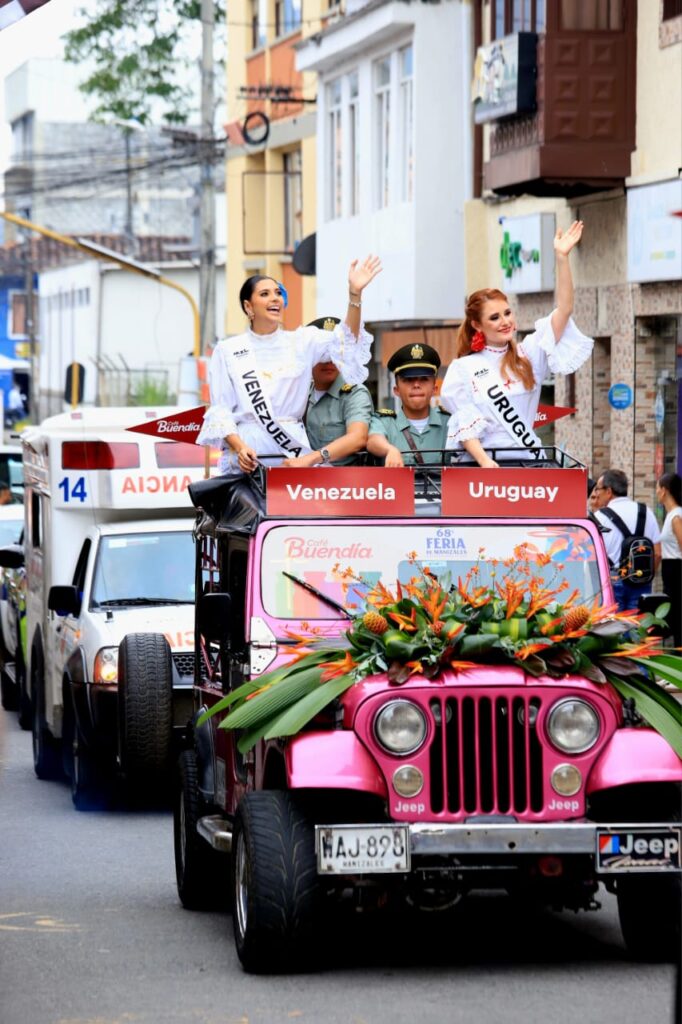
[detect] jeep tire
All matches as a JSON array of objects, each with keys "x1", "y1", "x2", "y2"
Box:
[
  {"x1": 617, "y1": 874, "x2": 681, "y2": 961},
  {"x1": 174, "y1": 749, "x2": 223, "y2": 909},
  {"x1": 232, "y1": 790, "x2": 320, "y2": 973},
  {"x1": 118, "y1": 633, "x2": 174, "y2": 786}
]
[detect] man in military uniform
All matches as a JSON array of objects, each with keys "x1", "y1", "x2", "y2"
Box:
[
  {"x1": 367, "y1": 342, "x2": 448, "y2": 467},
  {"x1": 282, "y1": 317, "x2": 374, "y2": 467}
]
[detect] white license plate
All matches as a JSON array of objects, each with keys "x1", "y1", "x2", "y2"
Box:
[{"x1": 315, "y1": 825, "x2": 410, "y2": 874}]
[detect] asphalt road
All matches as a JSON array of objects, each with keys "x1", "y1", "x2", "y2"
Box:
[{"x1": 0, "y1": 709, "x2": 678, "y2": 1024}]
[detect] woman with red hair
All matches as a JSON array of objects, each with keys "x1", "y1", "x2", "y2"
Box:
[{"x1": 440, "y1": 221, "x2": 592, "y2": 466}]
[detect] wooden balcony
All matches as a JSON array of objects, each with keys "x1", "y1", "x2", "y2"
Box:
[{"x1": 482, "y1": 6, "x2": 636, "y2": 197}]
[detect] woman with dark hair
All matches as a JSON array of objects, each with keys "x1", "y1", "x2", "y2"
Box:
[
  {"x1": 439, "y1": 221, "x2": 592, "y2": 466},
  {"x1": 197, "y1": 257, "x2": 382, "y2": 474},
  {"x1": 657, "y1": 472, "x2": 682, "y2": 646}
]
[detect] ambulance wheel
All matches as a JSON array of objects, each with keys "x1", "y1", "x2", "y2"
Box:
[
  {"x1": 174, "y1": 749, "x2": 223, "y2": 909},
  {"x1": 17, "y1": 641, "x2": 31, "y2": 731},
  {"x1": 118, "y1": 633, "x2": 174, "y2": 786},
  {"x1": 617, "y1": 875, "x2": 681, "y2": 961},
  {"x1": 31, "y1": 649, "x2": 62, "y2": 781},
  {"x1": 0, "y1": 668, "x2": 18, "y2": 711},
  {"x1": 232, "y1": 791, "x2": 320, "y2": 973}
]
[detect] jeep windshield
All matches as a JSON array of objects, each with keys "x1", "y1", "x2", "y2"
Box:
[
  {"x1": 260, "y1": 523, "x2": 602, "y2": 619},
  {"x1": 90, "y1": 531, "x2": 195, "y2": 608}
]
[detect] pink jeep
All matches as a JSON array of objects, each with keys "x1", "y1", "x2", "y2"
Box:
[{"x1": 173, "y1": 459, "x2": 681, "y2": 973}]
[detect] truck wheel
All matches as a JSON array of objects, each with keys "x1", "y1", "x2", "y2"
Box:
[
  {"x1": 0, "y1": 668, "x2": 18, "y2": 711},
  {"x1": 31, "y1": 650, "x2": 62, "y2": 781},
  {"x1": 174, "y1": 749, "x2": 223, "y2": 909},
  {"x1": 617, "y1": 875, "x2": 681, "y2": 961},
  {"x1": 118, "y1": 633, "x2": 173, "y2": 786},
  {"x1": 232, "y1": 791, "x2": 320, "y2": 973},
  {"x1": 17, "y1": 641, "x2": 31, "y2": 731},
  {"x1": 71, "y1": 729, "x2": 111, "y2": 812}
]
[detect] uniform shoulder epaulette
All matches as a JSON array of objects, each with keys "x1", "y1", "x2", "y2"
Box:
[
  {"x1": 340, "y1": 382, "x2": 356, "y2": 393},
  {"x1": 376, "y1": 408, "x2": 397, "y2": 417}
]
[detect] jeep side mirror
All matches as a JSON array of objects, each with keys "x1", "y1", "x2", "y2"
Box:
[
  {"x1": 0, "y1": 544, "x2": 24, "y2": 569},
  {"x1": 199, "y1": 592, "x2": 232, "y2": 643},
  {"x1": 47, "y1": 585, "x2": 81, "y2": 617}
]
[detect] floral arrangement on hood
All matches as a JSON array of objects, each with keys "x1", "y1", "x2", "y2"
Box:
[{"x1": 199, "y1": 549, "x2": 682, "y2": 756}]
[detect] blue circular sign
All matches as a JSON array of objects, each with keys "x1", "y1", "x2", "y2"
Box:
[{"x1": 608, "y1": 383, "x2": 633, "y2": 410}]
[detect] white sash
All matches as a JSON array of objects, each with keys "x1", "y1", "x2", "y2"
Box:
[
  {"x1": 225, "y1": 336, "x2": 312, "y2": 458},
  {"x1": 463, "y1": 356, "x2": 543, "y2": 459}
]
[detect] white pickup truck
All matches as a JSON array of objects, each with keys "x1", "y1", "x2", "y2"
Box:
[{"x1": 0, "y1": 408, "x2": 210, "y2": 809}]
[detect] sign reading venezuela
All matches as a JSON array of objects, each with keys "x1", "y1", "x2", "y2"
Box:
[
  {"x1": 267, "y1": 467, "x2": 415, "y2": 517},
  {"x1": 441, "y1": 468, "x2": 588, "y2": 518}
]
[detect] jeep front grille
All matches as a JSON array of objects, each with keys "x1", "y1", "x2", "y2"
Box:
[{"x1": 428, "y1": 695, "x2": 544, "y2": 816}]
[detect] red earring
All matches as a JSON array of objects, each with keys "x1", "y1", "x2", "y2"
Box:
[{"x1": 470, "y1": 330, "x2": 486, "y2": 352}]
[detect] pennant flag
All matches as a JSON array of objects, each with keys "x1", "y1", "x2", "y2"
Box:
[
  {"x1": 0, "y1": 1, "x2": 52, "y2": 31},
  {"x1": 535, "y1": 404, "x2": 577, "y2": 427},
  {"x1": 127, "y1": 406, "x2": 206, "y2": 445}
]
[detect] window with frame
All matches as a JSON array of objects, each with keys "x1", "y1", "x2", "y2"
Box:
[
  {"x1": 250, "y1": 0, "x2": 266, "y2": 49},
  {"x1": 9, "y1": 293, "x2": 27, "y2": 337},
  {"x1": 492, "y1": 0, "x2": 546, "y2": 37},
  {"x1": 349, "y1": 71, "x2": 360, "y2": 216},
  {"x1": 327, "y1": 78, "x2": 343, "y2": 220},
  {"x1": 374, "y1": 56, "x2": 391, "y2": 209},
  {"x1": 663, "y1": 0, "x2": 682, "y2": 19},
  {"x1": 275, "y1": 0, "x2": 302, "y2": 36},
  {"x1": 399, "y1": 44, "x2": 414, "y2": 202},
  {"x1": 560, "y1": 0, "x2": 623, "y2": 30},
  {"x1": 283, "y1": 149, "x2": 303, "y2": 251}
]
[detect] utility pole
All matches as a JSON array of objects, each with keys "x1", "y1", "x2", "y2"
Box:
[
  {"x1": 123, "y1": 128, "x2": 135, "y2": 255},
  {"x1": 22, "y1": 234, "x2": 37, "y2": 421},
  {"x1": 199, "y1": 0, "x2": 216, "y2": 357}
]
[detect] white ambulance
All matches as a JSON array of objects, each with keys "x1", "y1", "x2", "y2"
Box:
[{"x1": 14, "y1": 408, "x2": 209, "y2": 809}]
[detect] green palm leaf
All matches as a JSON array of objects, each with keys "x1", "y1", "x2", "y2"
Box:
[
  {"x1": 220, "y1": 664, "x2": 325, "y2": 731},
  {"x1": 606, "y1": 674, "x2": 682, "y2": 758},
  {"x1": 263, "y1": 673, "x2": 356, "y2": 740},
  {"x1": 629, "y1": 654, "x2": 682, "y2": 689}
]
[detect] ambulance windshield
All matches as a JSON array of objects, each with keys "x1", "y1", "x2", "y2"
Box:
[
  {"x1": 91, "y1": 531, "x2": 195, "y2": 608},
  {"x1": 261, "y1": 523, "x2": 601, "y2": 619}
]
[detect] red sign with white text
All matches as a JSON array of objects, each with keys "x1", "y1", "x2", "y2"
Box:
[
  {"x1": 127, "y1": 406, "x2": 206, "y2": 444},
  {"x1": 534, "y1": 404, "x2": 577, "y2": 426},
  {"x1": 266, "y1": 467, "x2": 415, "y2": 517},
  {"x1": 441, "y1": 468, "x2": 588, "y2": 518}
]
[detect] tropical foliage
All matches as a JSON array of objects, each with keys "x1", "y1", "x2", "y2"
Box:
[{"x1": 199, "y1": 550, "x2": 682, "y2": 756}]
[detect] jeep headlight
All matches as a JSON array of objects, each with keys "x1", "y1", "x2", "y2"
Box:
[
  {"x1": 94, "y1": 646, "x2": 118, "y2": 684},
  {"x1": 374, "y1": 700, "x2": 427, "y2": 755},
  {"x1": 547, "y1": 699, "x2": 600, "y2": 754}
]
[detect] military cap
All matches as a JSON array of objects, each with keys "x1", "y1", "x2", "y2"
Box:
[
  {"x1": 307, "y1": 316, "x2": 341, "y2": 331},
  {"x1": 387, "y1": 342, "x2": 441, "y2": 378}
]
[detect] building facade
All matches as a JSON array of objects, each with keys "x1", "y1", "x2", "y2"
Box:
[
  {"x1": 296, "y1": 0, "x2": 472, "y2": 406},
  {"x1": 466, "y1": 0, "x2": 682, "y2": 502}
]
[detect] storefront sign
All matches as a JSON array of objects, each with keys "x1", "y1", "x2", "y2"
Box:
[
  {"x1": 499, "y1": 214, "x2": 555, "y2": 293},
  {"x1": 266, "y1": 468, "x2": 415, "y2": 517},
  {"x1": 627, "y1": 179, "x2": 682, "y2": 283},
  {"x1": 441, "y1": 468, "x2": 588, "y2": 518},
  {"x1": 608, "y1": 383, "x2": 633, "y2": 410},
  {"x1": 473, "y1": 32, "x2": 537, "y2": 125}
]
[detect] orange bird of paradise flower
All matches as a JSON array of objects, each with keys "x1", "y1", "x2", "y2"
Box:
[
  {"x1": 388, "y1": 607, "x2": 419, "y2": 632},
  {"x1": 319, "y1": 651, "x2": 358, "y2": 681},
  {"x1": 515, "y1": 642, "x2": 552, "y2": 661}
]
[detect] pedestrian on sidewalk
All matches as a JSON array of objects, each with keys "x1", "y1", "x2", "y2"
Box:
[{"x1": 657, "y1": 472, "x2": 682, "y2": 645}]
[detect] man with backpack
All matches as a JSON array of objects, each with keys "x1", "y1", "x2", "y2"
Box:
[{"x1": 592, "y1": 468, "x2": 661, "y2": 612}]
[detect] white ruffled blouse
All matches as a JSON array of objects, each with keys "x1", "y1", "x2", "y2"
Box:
[
  {"x1": 198, "y1": 321, "x2": 372, "y2": 473},
  {"x1": 439, "y1": 312, "x2": 593, "y2": 453}
]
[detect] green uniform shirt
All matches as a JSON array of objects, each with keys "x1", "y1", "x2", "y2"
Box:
[
  {"x1": 369, "y1": 404, "x2": 450, "y2": 465},
  {"x1": 305, "y1": 374, "x2": 374, "y2": 466}
]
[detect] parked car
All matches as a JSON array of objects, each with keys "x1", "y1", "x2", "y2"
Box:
[
  {"x1": 170, "y1": 459, "x2": 681, "y2": 972},
  {"x1": 0, "y1": 504, "x2": 27, "y2": 717}
]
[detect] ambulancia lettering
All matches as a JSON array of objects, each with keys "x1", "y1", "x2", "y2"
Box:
[{"x1": 121, "y1": 474, "x2": 193, "y2": 494}]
